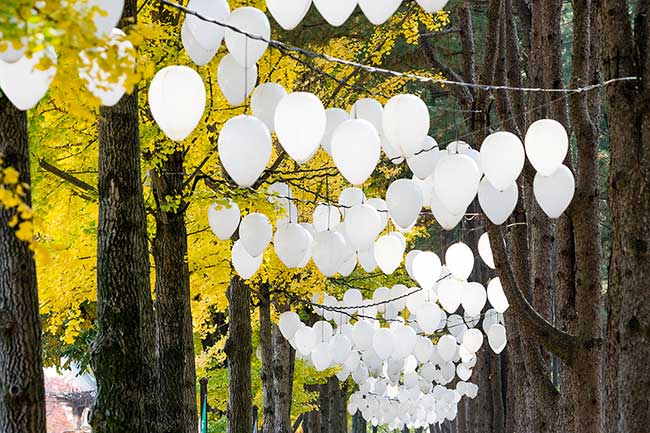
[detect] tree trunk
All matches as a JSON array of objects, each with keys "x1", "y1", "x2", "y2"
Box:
[
  {"x1": 351, "y1": 411, "x2": 366, "y2": 433},
  {"x1": 225, "y1": 276, "x2": 252, "y2": 433},
  {"x1": 259, "y1": 285, "x2": 275, "y2": 433},
  {"x1": 0, "y1": 95, "x2": 46, "y2": 433},
  {"x1": 273, "y1": 309, "x2": 295, "y2": 433}
]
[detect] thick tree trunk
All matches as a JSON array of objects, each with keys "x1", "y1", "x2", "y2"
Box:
[
  {"x1": 225, "y1": 276, "x2": 252, "y2": 433},
  {"x1": 259, "y1": 285, "x2": 275, "y2": 433},
  {"x1": 0, "y1": 96, "x2": 46, "y2": 433},
  {"x1": 152, "y1": 150, "x2": 198, "y2": 433}
]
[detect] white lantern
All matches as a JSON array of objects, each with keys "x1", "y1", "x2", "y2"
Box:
[
  {"x1": 314, "y1": 0, "x2": 358, "y2": 26},
  {"x1": 250, "y1": 82, "x2": 287, "y2": 133},
  {"x1": 487, "y1": 324, "x2": 507, "y2": 354},
  {"x1": 480, "y1": 132, "x2": 525, "y2": 191},
  {"x1": 445, "y1": 242, "x2": 474, "y2": 280},
  {"x1": 525, "y1": 119, "x2": 569, "y2": 176},
  {"x1": 232, "y1": 239, "x2": 262, "y2": 279},
  {"x1": 275, "y1": 92, "x2": 327, "y2": 164},
  {"x1": 181, "y1": 21, "x2": 218, "y2": 66},
  {"x1": 415, "y1": 0, "x2": 449, "y2": 13},
  {"x1": 374, "y1": 235, "x2": 405, "y2": 275},
  {"x1": 88, "y1": 0, "x2": 125, "y2": 37},
  {"x1": 217, "y1": 54, "x2": 257, "y2": 106},
  {"x1": 332, "y1": 119, "x2": 381, "y2": 185},
  {"x1": 239, "y1": 213, "x2": 272, "y2": 257},
  {"x1": 415, "y1": 302, "x2": 442, "y2": 335},
  {"x1": 412, "y1": 252, "x2": 442, "y2": 290},
  {"x1": 208, "y1": 200, "x2": 240, "y2": 240},
  {"x1": 407, "y1": 137, "x2": 441, "y2": 180},
  {"x1": 358, "y1": 0, "x2": 403, "y2": 25},
  {"x1": 487, "y1": 278, "x2": 509, "y2": 313},
  {"x1": 225, "y1": 7, "x2": 270, "y2": 67},
  {"x1": 185, "y1": 0, "x2": 230, "y2": 50},
  {"x1": 345, "y1": 204, "x2": 382, "y2": 251},
  {"x1": 312, "y1": 230, "x2": 346, "y2": 277},
  {"x1": 266, "y1": 0, "x2": 312, "y2": 30},
  {"x1": 358, "y1": 246, "x2": 378, "y2": 272},
  {"x1": 436, "y1": 335, "x2": 457, "y2": 362},
  {"x1": 478, "y1": 178, "x2": 518, "y2": 225},
  {"x1": 279, "y1": 311, "x2": 302, "y2": 340},
  {"x1": 0, "y1": 47, "x2": 56, "y2": 111},
  {"x1": 437, "y1": 278, "x2": 462, "y2": 313},
  {"x1": 533, "y1": 165, "x2": 575, "y2": 218},
  {"x1": 477, "y1": 233, "x2": 495, "y2": 269},
  {"x1": 386, "y1": 179, "x2": 423, "y2": 229},
  {"x1": 434, "y1": 154, "x2": 480, "y2": 215},
  {"x1": 430, "y1": 187, "x2": 464, "y2": 231},
  {"x1": 322, "y1": 108, "x2": 351, "y2": 155},
  {"x1": 373, "y1": 328, "x2": 396, "y2": 360},
  {"x1": 339, "y1": 187, "x2": 366, "y2": 217},
  {"x1": 383, "y1": 94, "x2": 430, "y2": 157},
  {"x1": 274, "y1": 223, "x2": 312, "y2": 268},
  {"x1": 218, "y1": 115, "x2": 271, "y2": 187},
  {"x1": 149, "y1": 66, "x2": 206, "y2": 141},
  {"x1": 461, "y1": 282, "x2": 487, "y2": 317},
  {"x1": 461, "y1": 329, "x2": 483, "y2": 354},
  {"x1": 405, "y1": 250, "x2": 421, "y2": 280},
  {"x1": 313, "y1": 204, "x2": 341, "y2": 232}
]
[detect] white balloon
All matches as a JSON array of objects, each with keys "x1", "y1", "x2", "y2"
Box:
[
  {"x1": 430, "y1": 187, "x2": 464, "y2": 231},
  {"x1": 436, "y1": 335, "x2": 457, "y2": 362},
  {"x1": 456, "y1": 364, "x2": 472, "y2": 381},
  {"x1": 366, "y1": 198, "x2": 389, "y2": 230},
  {"x1": 447, "y1": 314, "x2": 468, "y2": 340},
  {"x1": 390, "y1": 231, "x2": 406, "y2": 251},
  {"x1": 434, "y1": 154, "x2": 480, "y2": 215},
  {"x1": 279, "y1": 311, "x2": 302, "y2": 340},
  {"x1": 208, "y1": 200, "x2": 240, "y2": 240},
  {"x1": 322, "y1": 108, "x2": 351, "y2": 155},
  {"x1": 405, "y1": 250, "x2": 421, "y2": 280},
  {"x1": 413, "y1": 336, "x2": 434, "y2": 363},
  {"x1": 312, "y1": 342, "x2": 333, "y2": 371},
  {"x1": 412, "y1": 175, "x2": 434, "y2": 208},
  {"x1": 478, "y1": 233, "x2": 495, "y2": 269},
  {"x1": 374, "y1": 235, "x2": 404, "y2": 275},
  {"x1": 345, "y1": 204, "x2": 382, "y2": 250},
  {"x1": 358, "y1": 0, "x2": 402, "y2": 25},
  {"x1": 478, "y1": 178, "x2": 518, "y2": 225},
  {"x1": 274, "y1": 223, "x2": 312, "y2": 268},
  {"x1": 381, "y1": 135, "x2": 404, "y2": 164},
  {"x1": 275, "y1": 92, "x2": 327, "y2": 164},
  {"x1": 313, "y1": 321, "x2": 334, "y2": 343},
  {"x1": 350, "y1": 98, "x2": 383, "y2": 130},
  {"x1": 240, "y1": 213, "x2": 272, "y2": 257},
  {"x1": 295, "y1": 326, "x2": 318, "y2": 355},
  {"x1": 312, "y1": 230, "x2": 346, "y2": 277},
  {"x1": 352, "y1": 320, "x2": 374, "y2": 351},
  {"x1": 313, "y1": 204, "x2": 341, "y2": 232},
  {"x1": 525, "y1": 119, "x2": 569, "y2": 176},
  {"x1": 412, "y1": 252, "x2": 442, "y2": 290},
  {"x1": 352, "y1": 363, "x2": 369, "y2": 385},
  {"x1": 461, "y1": 282, "x2": 487, "y2": 317},
  {"x1": 149, "y1": 66, "x2": 206, "y2": 141},
  {"x1": 266, "y1": 0, "x2": 312, "y2": 30},
  {"x1": 487, "y1": 324, "x2": 507, "y2": 354},
  {"x1": 446, "y1": 140, "x2": 471, "y2": 154},
  {"x1": 218, "y1": 115, "x2": 271, "y2": 187},
  {"x1": 358, "y1": 245, "x2": 378, "y2": 272},
  {"x1": 225, "y1": 7, "x2": 270, "y2": 67},
  {"x1": 185, "y1": 0, "x2": 230, "y2": 50},
  {"x1": 392, "y1": 325, "x2": 417, "y2": 359},
  {"x1": 330, "y1": 334, "x2": 353, "y2": 363},
  {"x1": 0, "y1": 47, "x2": 56, "y2": 111},
  {"x1": 461, "y1": 329, "x2": 483, "y2": 353},
  {"x1": 481, "y1": 132, "x2": 525, "y2": 191},
  {"x1": 339, "y1": 249, "x2": 358, "y2": 277},
  {"x1": 344, "y1": 351, "x2": 361, "y2": 372},
  {"x1": 88, "y1": 0, "x2": 125, "y2": 37},
  {"x1": 386, "y1": 179, "x2": 423, "y2": 229},
  {"x1": 373, "y1": 328, "x2": 396, "y2": 360},
  {"x1": 487, "y1": 278, "x2": 509, "y2": 313},
  {"x1": 407, "y1": 137, "x2": 441, "y2": 180},
  {"x1": 232, "y1": 239, "x2": 262, "y2": 279},
  {"x1": 383, "y1": 94, "x2": 430, "y2": 158},
  {"x1": 437, "y1": 278, "x2": 463, "y2": 313},
  {"x1": 250, "y1": 83, "x2": 287, "y2": 133},
  {"x1": 314, "y1": 0, "x2": 358, "y2": 26},
  {"x1": 445, "y1": 242, "x2": 474, "y2": 280},
  {"x1": 533, "y1": 165, "x2": 575, "y2": 218},
  {"x1": 0, "y1": 35, "x2": 26, "y2": 63},
  {"x1": 416, "y1": 0, "x2": 449, "y2": 13},
  {"x1": 217, "y1": 54, "x2": 257, "y2": 106},
  {"x1": 332, "y1": 119, "x2": 381, "y2": 185},
  {"x1": 182, "y1": 21, "x2": 218, "y2": 66},
  {"x1": 415, "y1": 302, "x2": 442, "y2": 335},
  {"x1": 339, "y1": 187, "x2": 366, "y2": 217}
]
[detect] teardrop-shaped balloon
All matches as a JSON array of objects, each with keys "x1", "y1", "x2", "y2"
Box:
[
  {"x1": 358, "y1": 0, "x2": 402, "y2": 25},
  {"x1": 208, "y1": 200, "x2": 240, "y2": 240},
  {"x1": 182, "y1": 21, "x2": 218, "y2": 66},
  {"x1": 366, "y1": 198, "x2": 388, "y2": 231},
  {"x1": 217, "y1": 54, "x2": 257, "y2": 106},
  {"x1": 314, "y1": 0, "x2": 358, "y2": 26},
  {"x1": 0, "y1": 35, "x2": 27, "y2": 63},
  {"x1": 405, "y1": 250, "x2": 421, "y2": 280},
  {"x1": 412, "y1": 251, "x2": 442, "y2": 290},
  {"x1": 436, "y1": 335, "x2": 457, "y2": 362},
  {"x1": 218, "y1": 115, "x2": 272, "y2": 187},
  {"x1": 373, "y1": 328, "x2": 396, "y2": 360},
  {"x1": 225, "y1": 7, "x2": 270, "y2": 67},
  {"x1": 345, "y1": 204, "x2": 382, "y2": 251},
  {"x1": 0, "y1": 47, "x2": 57, "y2": 111},
  {"x1": 332, "y1": 119, "x2": 381, "y2": 185},
  {"x1": 274, "y1": 223, "x2": 312, "y2": 268},
  {"x1": 279, "y1": 311, "x2": 302, "y2": 340},
  {"x1": 437, "y1": 278, "x2": 463, "y2": 314},
  {"x1": 383, "y1": 94, "x2": 430, "y2": 158},
  {"x1": 478, "y1": 178, "x2": 518, "y2": 225},
  {"x1": 533, "y1": 165, "x2": 575, "y2": 218},
  {"x1": 445, "y1": 242, "x2": 474, "y2": 280},
  {"x1": 266, "y1": 0, "x2": 312, "y2": 30},
  {"x1": 434, "y1": 154, "x2": 480, "y2": 215},
  {"x1": 87, "y1": 0, "x2": 125, "y2": 37},
  {"x1": 478, "y1": 232, "x2": 495, "y2": 269},
  {"x1": 481, "y1": 131, "x2": 525, "y2": 191},
  {"x1": 240, "y1": 213, "x2": 272, "y2": 257},
  {"x1": 487, "y1": 324, "x2": 507, "y2": 354},
  {"x1": 386, "y1": 179, "x2": 423, "y2": 229},
  {"x1": 313, "y1": 230, "x2": 346, "y2": 277},
  {"x1": 430, "y1": 187, "x2": 464, "y2": 231},
  {"x1": 339, "y1": 187, "x2": 366, "y2": 217},
  {"x1": 416, "y1": 302, "x2": 442, "y2": 335},
  {"x1": 525, "y1": 119, "x2": 569, "y2": 176},
  {"x1": 275, "y1": 92, "x2": 327, "y2": 164},
  {"x1": 322, "y1": 108, "x2": 351, "y2": 155},
  {"x1": 358, "y1": 245, "x2": 378, "y2": 272},
  {"x1": 461, "y1": 328, "x2": 483, "y2": 354},
  {"x1": 461, "y1": 282, "x2": 487, "y2": 317},
  {"x1": 407, "y1": 137, "x2": 442, "y2": 180},
  {"x1": 374, "y1": 235, "x2": 404, "y2": 275},
  {"x1": 487, "y1": 278, "x2": 509, "y2": 313},
  {"x1": 185, "y1": 0, "x2": 230, "y2": 50},
  {"x1": 416, "y1": 0, "x2": 449, "y2": 12},
  {"x1": 313, "y1": 204, "x2": 341, "y2": 232},
  {"x1": 250, "y1": 82, "x2": 287, "y2": 133},
  {"x1": 232, "y1": 239, "x2": 262, "y2": 279}
]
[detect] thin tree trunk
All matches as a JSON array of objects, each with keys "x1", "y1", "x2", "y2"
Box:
[
  {"x1": 0, "y1": 95, "x2": 46, "y2": 433},
  {"x1": 273, "y1": 307, "x2": 294, "y2": 433},
  {"x1": 259, "y1": 285, "x2": 275, "y2": 433},
  {"x1": 352, "y1": 411, "x2": 366, "y2": 433}
]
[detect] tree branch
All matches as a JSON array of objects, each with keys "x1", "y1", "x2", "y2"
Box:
[{"x1": 38, "y1": 158, "x2": 97, "y2": 198}]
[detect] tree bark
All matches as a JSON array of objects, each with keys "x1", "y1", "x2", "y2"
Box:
[
  {"x1": 0, "y1": 95, "x2": 46, "y2": 433},
  {"x1": 259, "y1": 285, "x2": 275, "y2": 433},
  {"x1": 351, "y1": 411, "x2": 365, "y2": 433},
  {"x1": 273, "y1": 308, "x2": 295, "y2": 433}
]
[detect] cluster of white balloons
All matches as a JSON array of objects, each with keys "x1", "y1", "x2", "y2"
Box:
[{"x1": 265, "y1": 0, "x2": 449, "y2": 29}]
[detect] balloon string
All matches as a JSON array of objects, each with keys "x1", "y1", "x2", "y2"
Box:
[
  {"x1": 244, "y1": 37, "x2": 249, "y2": 112},
  {"x1": 326, "y1": 174, "x2": 331, "y2": 231}
]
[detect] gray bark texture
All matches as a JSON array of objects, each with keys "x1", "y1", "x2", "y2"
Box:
[
  {"x1": 273, "y1": 308, "x2": 295, "y2": 433},
  {"x1": 259, "y1": 285, "x2": 275, "y2": 433}
]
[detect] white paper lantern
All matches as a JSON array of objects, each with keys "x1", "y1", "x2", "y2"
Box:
[
  {"x1": 430, "y1": 187, "x2": 464, "y2": 231},
  {"x1": 358, "y1": 246, "x2": 378, "y2": 272},
  {"x1": 478, "y1": 178, "x2": 518, "y2": 225},
  {"x1": 386, "y1": 179, "x2": 423, "y2": 229},
  {"x1": 332, "y1": 119, "x2": 381, "y2": 185},
  {"x1": 345, "y1": 204, "x2": 382, "y2": 250},
  {"x1": 437, "y1": 278, "x2": 462, "y2": 313},
  {"x1": 407, "y1": 137, "x2": 441, "y2": 180},
  {"x1": 274, "y1": 223, "x2": 312, "y2": 268},
  {"x1": 279, "y1": 311, "x2": 302, "y2": 340},
  {"x1": 487, "y1": 324, "x2": 507, "y2": 354},
  {"x1": 416, "y1": 302, "x2": 442, "y2": 335},
  {"x1": 313, "y1": 230, "x2": 346, "y2": 277},
  {"x1": 295, "y1": 326, "x2": 318, "y2": 354},
  {"x1": 339, "y1": 187, "x2": 366, "y2": 217},
  {"x1": 461, "y1": 329, "x2": 483, "y2": 353},
  {"x1": 436, "y1": 335, "x2": 457, "y2": 362},
  {"x1": 88, "y1": 0, "x2": 125, "y2": 37},
  {"x1": 313, "y1": 204, "x2": 341, "y2": 232},
  {"x1": 461, "y1": 282, "x2": 487, "y2": 317},
  {"x1": 481, "y1": 132, "x2": 525, "y2": 191},
  {"x1": 434, "y1": 154, "x2": 480, "y2": 215},
  {"x1": 487, "y1": 278, "x2": 509, "y2": 313},
  {"x1": 477, "y1": 233, "x2": 495, "y2": 269},
  {"x1": 533, "y1": 165, "x2": 575, "y2": 218},
  {"x1": 416, "y1": 0, "x2": 449, "y2": 12},
  {"x1": 232, "y1": 239, "x2": 262, "y2": 279},
  {"x1": 225, "y1": 7, "x2": 270, "y2": 67},
  {"x1": 185, "y1": 0, "x2": 230, "y2": 50},
  {"x1": 358, "y1": 0, "x2": 402, "y2": 25},
  {"x1": 525, "y1": 119, "x2": 569, "y2": 176},
  {"x1": 218, "y1": 115, "x2": 271, "y2": 187},
  {"x1": 208, "y1": 200, "x2": 240, "y2": 240},
  {"x1": 383, "y1": 94, "x2": 430, "y2": 158},
  {"x1": 373, "y1": 328, "x2": 396, "y2": 360},
  {"x1": 275, "y1": 92, "x2": 327, "y2": 164},
  {"x1": 240, "y1": 213, "x2": 272, "y2": 257},
  {"x1": 374, "y1": 235, "x2": 404, "y2": 275},
  {"x1": 181, "y1": 21, "x2": 218, "y2": 66},
  {"x1": 149, "y1": 66, "x2": 206, "y2": 141},
  {"x1": 412, "y1": 252, "x2": 442, "y2": 290},
  {"x1": 217, "y1": 54, "x2": 257, "y2": 106},
  {"x1": 266, "y1": 0, "x2": 312, "y2": 30},
  {"x1": 0, "y1": 47, "x2": 56, "y2": 111},
  {"x1": 445, "y1": 242, "x2": 474, "y2": 280},
  {"x1": 250, "y1": 82, "x2": 287, "y2": 133},
  {"x1": 322, "y1": 108, "x2": 351, "y2": 155}
]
